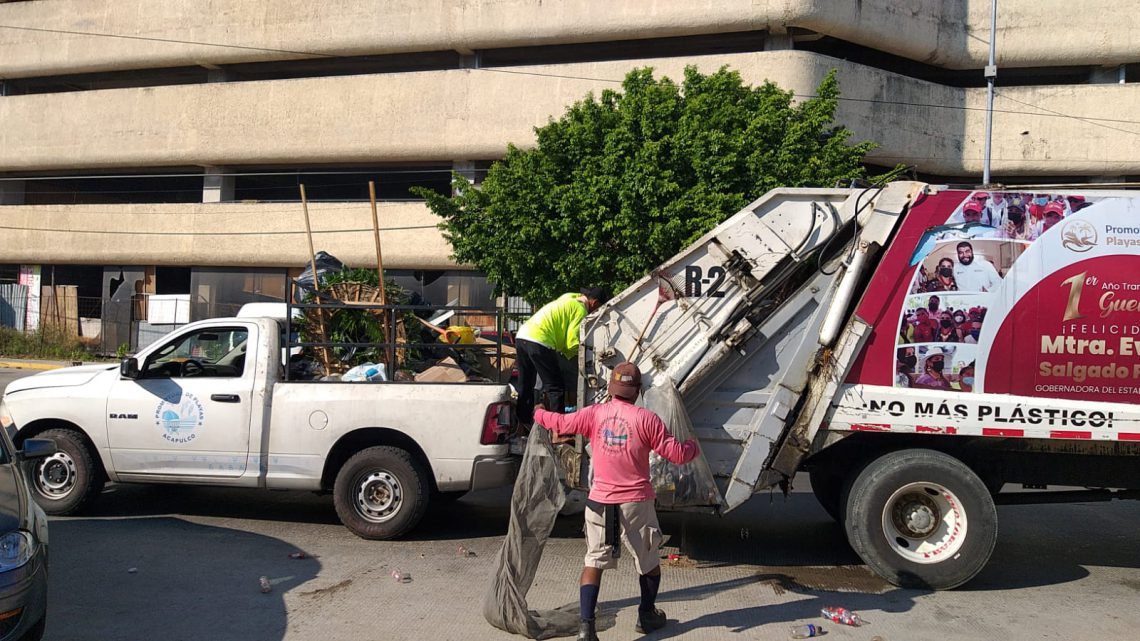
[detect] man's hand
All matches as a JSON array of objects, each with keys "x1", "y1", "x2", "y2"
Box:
[{"x1": 552, "y1": 433, "x2": 576, "y2": 445}]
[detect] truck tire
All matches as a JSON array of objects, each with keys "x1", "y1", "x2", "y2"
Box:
[
  {"x1": 809, "y1": 469, "x2": 846, "y2": 523},
  {"x1": 333, "y1": 446, "x2": 429, "y2": 540},
  {"x1": 845, "y1": 449, "x2": 996, "y2": 590},
  {"x1": 27, "y1": 429, "x2": 105, "y2": 516}
]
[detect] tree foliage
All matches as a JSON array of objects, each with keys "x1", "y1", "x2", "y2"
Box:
[{"x1": 416, "y1": 66, "x2": 877, "y2": 304}]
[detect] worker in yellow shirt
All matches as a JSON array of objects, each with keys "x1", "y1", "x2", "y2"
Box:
[{"x1": 515, "y1": 287, "x2": 608, "y2": 426}]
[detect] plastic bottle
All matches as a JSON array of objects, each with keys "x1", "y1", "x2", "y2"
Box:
[
  {"x1": 391, "y1": 568, "x2": 412, "y2": 583},
  {"x1": 790, "y1": 623, "x2": 824, "y2": 638},
  {"x1": 820, "y1": 606, "x2": 866, "y2": 626},
  {"x1": 259, "y1": 576, "x2": 272, "y2": 593},
  {"x1": 457, "y1": 545, "x2": 476, "y2": 558}
]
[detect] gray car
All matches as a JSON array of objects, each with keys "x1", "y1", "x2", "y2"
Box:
[{"x1": 0, "y1": 427, "x2": 51, "y2": 641}]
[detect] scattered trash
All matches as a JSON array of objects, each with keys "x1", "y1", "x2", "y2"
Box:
[
  {"x1": 458, "y1": 545, "x2": 477, "y2": 558},
  {"x1": 790, "y1": 623, "x2": 825, "y2": 638},
  {"x1": 740, "y1": 527, "x2": 751, "y2": 540},
  {"x1": 871, "y1": 637, "x2": 885, "y2": 641},
  {"x1": 259, "y1": 576, "x2": 273, "y2": 593},
  {"x1": 127, "y1": 567, "x2": 138, "y2": 574},
  {"x1": 288, "y1": 552, "x2": 307, "y2": 560},
  {"x1": 391, "y1": 569, "x2": 412, "y2": 583},
  {"x1": 820, "y1": 606, "x2": 866, "y2": 626},
  {"x1": 665, "y1": 553, "x2": 696, "y2": 568}
]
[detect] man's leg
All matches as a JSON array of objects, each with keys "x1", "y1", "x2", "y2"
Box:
[
  {"x1": 619, "y1": 502, "x2": 668, "y2": 633},
  {"x1": 529, "y1": 344, "x2": 566, "y2": 413},
  {"x1": 580, "y1": 504, "x2": 616, "y2": 641},
  {"x1": 515, "y1": 340, "x2": 539, "y2": 425}
]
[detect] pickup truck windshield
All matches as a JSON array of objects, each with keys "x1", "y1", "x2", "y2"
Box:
[{"x1": 143, "y1": 327, "x2": 249, "y2": 378}]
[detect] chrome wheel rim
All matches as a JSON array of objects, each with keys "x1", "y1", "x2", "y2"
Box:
[
  {"x1": 36, "y1": 451, "x2": 77, "y2": 499},
  {"x1": 354, "y1": 470, "x2": 402, "y2": 523}
]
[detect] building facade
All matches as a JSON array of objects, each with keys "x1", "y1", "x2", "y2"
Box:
[{"x1": 0, "y1": 0, "x2": 1137, "y2": 349}]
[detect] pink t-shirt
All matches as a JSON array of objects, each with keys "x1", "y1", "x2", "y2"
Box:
[{"x1": 535, "y1": 398, "x2": 700, "y2": 504}]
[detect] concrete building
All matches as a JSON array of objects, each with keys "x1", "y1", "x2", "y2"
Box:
[{"x1": 0, "y1": 0, "x2": 1137, "y2": 349}]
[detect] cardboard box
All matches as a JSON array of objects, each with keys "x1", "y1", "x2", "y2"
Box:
[{"x1": 413, "y1": 357, "x2": 468, "y2": 383}]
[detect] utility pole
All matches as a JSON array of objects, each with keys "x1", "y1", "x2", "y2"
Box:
[{"x1": 983, "y1": 0, "x2": 998, "y2": 185}]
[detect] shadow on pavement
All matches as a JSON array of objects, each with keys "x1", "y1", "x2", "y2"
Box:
[{"x1": 46, "y1": 517, "x2": 320, "y2": 641}]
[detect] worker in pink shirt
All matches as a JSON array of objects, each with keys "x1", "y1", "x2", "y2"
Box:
[{"x1": 534, "y1": 362, "x2": 700, "y2": 641}]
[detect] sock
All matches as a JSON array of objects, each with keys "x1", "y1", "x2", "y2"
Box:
[
  {"x1": 638, "y1": 573, "x2": 661, "y2": 613},
  {"x1": 579, "y1": 583, "x2": 600, "y2": 621}
]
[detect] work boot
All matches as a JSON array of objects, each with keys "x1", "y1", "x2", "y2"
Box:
[
  {"x1": 576, "y1": 618, "x2": 599, "y2": 641},
  {"x1": 635, "y1": 608, "x2": 667, "y2": 634}
]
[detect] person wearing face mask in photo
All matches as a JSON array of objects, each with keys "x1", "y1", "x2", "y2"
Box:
[
  {"x1": 1000, "y1": 203, "x2": 1036, "y2": 241},
  {"x1": 957, "y1": 362, "x2": 976, "y2": 392},
  {"x1": 1028, "y1": 194, "x2": 1051, "y2": 225},
  {"x1": 913, "y1": 351, "x2": 951, "y2": 390},
  {"x1": 896, "y1": 347, "x2": 918, "y2": 387},
  {"x1": 937, "y1": 312, "x2": 961, "y2": 342},
  {"x1": 924, "y1": 258, "x2": 959, "y2": 292}
]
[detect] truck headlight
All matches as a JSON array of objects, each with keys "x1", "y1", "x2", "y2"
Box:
[{"x1": 0, "y1": 532, "x2": 33, "y2": 572}]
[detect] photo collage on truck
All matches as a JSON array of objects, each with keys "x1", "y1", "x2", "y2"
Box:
[{"x1": 894, "y1": 191, "x2": 1116, "y2": 396}]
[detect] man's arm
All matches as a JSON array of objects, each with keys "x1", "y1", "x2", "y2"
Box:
[
  {"x1": 645, "y1": 415, "x2": 699, "y2": 465},
  {"x1": 562, "y1": 304, "x2": 586, "y2": 360},
  {"x1": 534, "y1": 406, "x2": 593, "y2": 437}
]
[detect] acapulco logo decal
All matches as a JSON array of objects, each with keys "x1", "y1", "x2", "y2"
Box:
[
  {"x1": 1061, "y1": 220, "x2": 1097, "y2": 253},
  {"x1": 154, "y1": 392, "x2": 205, "y2": 444}
]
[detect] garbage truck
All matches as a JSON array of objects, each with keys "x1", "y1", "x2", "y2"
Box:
[{"x1": 575, "y1": 181, "x2": 1140, "y2": 589}]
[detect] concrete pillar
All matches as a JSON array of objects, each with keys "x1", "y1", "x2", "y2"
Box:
[
  {"x1": 202, "y1": 167, "x2": 235, "y2": 203},
  {"x1": 764, "y1": 33, "x2": 794, "y2": 51},
  {"x1": 1089, "y1": 65, "x2": 1126, "y2": 84},
  {"x1": 0, "y1": 180, "x2": 26, "y2": 205}
]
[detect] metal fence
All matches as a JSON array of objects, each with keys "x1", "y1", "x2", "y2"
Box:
[{"x1": 0, "y1": 285, "x2": 193, "y2": 355}]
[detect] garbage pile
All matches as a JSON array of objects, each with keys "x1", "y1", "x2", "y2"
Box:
[{"x1": 290, "y1": 252, "x2": 515, "y2": 384}]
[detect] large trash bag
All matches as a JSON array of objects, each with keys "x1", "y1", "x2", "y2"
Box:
[
  {"x1": 295, "y1": 251, "x2": 346, "y2": 292},
  {"x1": 484, "y1": 428, "x2": 581, "y2": 639},
  {"x1": 643, "y1": 379, "x2": 724, "y2": 508}
]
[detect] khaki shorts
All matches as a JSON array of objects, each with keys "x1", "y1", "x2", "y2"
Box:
[{"x1": 583, "y1": 500, "x2": 663, "y2": 575}]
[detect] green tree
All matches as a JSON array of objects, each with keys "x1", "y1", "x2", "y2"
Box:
[{"x1": 416, "y1": 66, "x2": 877, "y2": 304}]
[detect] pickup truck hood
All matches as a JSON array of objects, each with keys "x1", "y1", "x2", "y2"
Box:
[{"x1": 4, "y1": 364, "x2": 116, "y2": 394}]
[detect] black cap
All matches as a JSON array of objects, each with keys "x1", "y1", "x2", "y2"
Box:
[{"x1": 581, "y1": 287, "x2": 610, "y2": 304}]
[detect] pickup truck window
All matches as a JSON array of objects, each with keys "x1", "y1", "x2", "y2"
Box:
[{"x1": 143, "y1": 327, "x2": 250, "y2": 379}]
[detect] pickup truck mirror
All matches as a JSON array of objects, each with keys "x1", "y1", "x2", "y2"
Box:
[
  {"x1": 19, "y1": 438, "x2": 56, "y2": 459},
  {"x1": 120, "y1": 357, "x2": 140, "y2": 379}
]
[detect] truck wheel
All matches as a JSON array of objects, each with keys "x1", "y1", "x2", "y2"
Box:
[
  {"x1": 845, "y1": 449, "x2": 996, "y2": 590},
  {"x1": 809, "y1": 469, "x2": 846, "y2": 522},
  {"x1": 333, "y1": 446, "x2": 429, "y2": 540},
  {"x1": 27, "y1": 429, "x2": 104, "y2": 516}
]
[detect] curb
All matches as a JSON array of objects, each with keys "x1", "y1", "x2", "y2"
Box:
[{"x1": 0, "y1": 361, "x2": 67, "y2": 371}]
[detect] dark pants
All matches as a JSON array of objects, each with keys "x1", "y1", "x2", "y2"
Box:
[{"x1": 516, "y1": 338, "x2": 566, "y2": 424}]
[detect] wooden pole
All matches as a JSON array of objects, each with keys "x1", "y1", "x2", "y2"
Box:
[
  {"x1": 368, "y1": 181, "x2": 387, "y2": 305},
  {"x1": 300, "y1": 184, "x2": 332, "y2": 374},
  {"x1": 300, "y1": 184, "x2": 320, "y2": 292}
]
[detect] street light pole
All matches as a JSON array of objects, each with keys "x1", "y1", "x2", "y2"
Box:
[{"x1": 983, "y1": 0, "x2": 998, "y2": 185}]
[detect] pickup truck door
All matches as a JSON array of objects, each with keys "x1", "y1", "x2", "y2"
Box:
[{"x1": 106, "y1": 324, "x2": 256, "y2": 478}]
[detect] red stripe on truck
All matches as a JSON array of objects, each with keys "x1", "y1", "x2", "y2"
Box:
[
  {"x1": 982, "y1": 428, "x2": 1024, "y2": 437},
  {"x1": 917, "y1": 425, "x2": 958, "y2": 435},
  {"x1": 850, "y1": 423, "x2": 892, "y2": 432},
  {"x1": 1118, "y1": 433, "x2": 1140, "y2": 441},
  {"x1": 1049, "y1": 430, "x2": 1092, "y2": 439}
]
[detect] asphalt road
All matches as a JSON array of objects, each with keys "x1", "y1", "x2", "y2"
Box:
[{"x1": 3, "y1": 368, "x2": 1139, "y2": 641}]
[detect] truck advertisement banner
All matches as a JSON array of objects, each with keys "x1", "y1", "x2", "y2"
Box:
[{"x1": 839, "y1": 188, "x2": 1140, "y2": 440}]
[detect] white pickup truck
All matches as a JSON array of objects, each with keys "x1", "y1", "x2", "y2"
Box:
[{"x1": 0, "y1": 309, "x2": 519, "y2": 539}]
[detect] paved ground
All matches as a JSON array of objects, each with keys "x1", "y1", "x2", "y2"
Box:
[{"x1": 3, "y1": 368, "x2": 1140, "y2": 641}]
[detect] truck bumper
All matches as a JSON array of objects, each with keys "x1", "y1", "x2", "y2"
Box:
[{"x1": 469, "y1": 455, "x2": 520, "y2": 491}]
